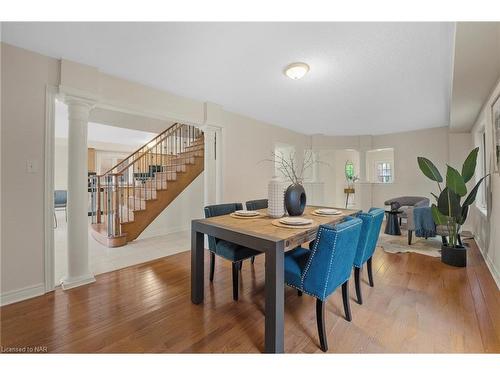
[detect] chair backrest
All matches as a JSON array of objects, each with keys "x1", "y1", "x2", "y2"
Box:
[
  {"x1": 302, "y1": 216, "x2": 363, "y2": 300},
  {"x1": 353, "y1": 208, "x2": 384, "y2": 268},
  {"x1": 54, "y1": 190, "x2": 67, "y2": 205},
  {"x1": 204, "y1": 203, "x2": 243, "y2": 252},
  {"x1": 245, "y1": 199, "x2": 268, "y2": 211}
]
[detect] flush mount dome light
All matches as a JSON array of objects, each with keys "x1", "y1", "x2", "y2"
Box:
[{"x1": 284, "y1": 62, "x2": 310, "y2": 80}]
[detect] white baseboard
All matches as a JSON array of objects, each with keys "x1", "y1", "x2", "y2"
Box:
[
  {"x1": 476, "y1": 240, "x2": 500, "y2": 291},
  {"x1": 0, "y1": 283, "x2": 45, "y2": 306},
  {"x1": 61, "y1": 274, "x2": 96, "y2": 290},
  {"x1": 138, "y1": 224, "x2": 189, "y2": 240}
]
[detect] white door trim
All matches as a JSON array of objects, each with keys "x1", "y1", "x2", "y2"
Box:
[
  {"x1": 44, "y1": 85, "x2": 58, "y2": 292},
  {"x1": 201, "y1": 125, "x2": 223, "y2": 206}
]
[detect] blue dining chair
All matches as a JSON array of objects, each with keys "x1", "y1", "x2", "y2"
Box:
[
  {"x1": 284, "y1": 216, "x2": 363, "y2": 352},
  {"x1": 245, "y1": 199, "x2": 268, "y2": 211},
  {"x1": 245, "y1": 199, "x2": 268, "y2": 264},
  {"x1": 353, "y1": 208, "x2": 384, "y2": 305},
  {"x1": 204, "y1": 203, "x2": 262, "y2": 301}
]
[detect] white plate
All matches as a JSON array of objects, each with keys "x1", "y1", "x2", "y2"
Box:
[
  {"x1": 234, "y1": 210, "x2": 260, "y2": 217},
  {"x1": 316, "y1": 208, "x2": 342, "y2": 215},
  {"x1": 279, "y1": 217, "x2": 313, "y2": 226}
]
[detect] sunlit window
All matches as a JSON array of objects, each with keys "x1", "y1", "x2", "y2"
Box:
[{"x1": 376, "y1": 161, "x2": 392, "y2": 183}]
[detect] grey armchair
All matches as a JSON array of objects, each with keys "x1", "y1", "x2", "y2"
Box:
[
  {"x1": 407, "y1": 206, "x2": 462, "y2": 246},
  {"x1": 384, "y1": 196, "x2": 430, "y2": 225}
]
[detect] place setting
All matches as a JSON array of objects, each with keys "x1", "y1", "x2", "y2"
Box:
[
  {"x1": 271, "y1": 216, "x2": 316, "y2": 229},
  {"x1": 311, "y1": 208, "x2": 344, "y2": 217},
  {"x1": 229, "y1": 210, "x2": 266, "y2": 219}
]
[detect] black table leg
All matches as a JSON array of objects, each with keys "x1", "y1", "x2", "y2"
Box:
[
  {"x1": 191, "y1": 229, "x2": 205, "y2": 304},
  {"x1": 265, "y1": 242, "x2": 285, "y2": 353}
]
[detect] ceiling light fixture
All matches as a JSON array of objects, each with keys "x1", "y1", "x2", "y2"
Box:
[{"x1": 284, "y1": 62, "x2": 310, "y2": 80}]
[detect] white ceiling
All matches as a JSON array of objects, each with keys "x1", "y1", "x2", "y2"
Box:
[
  {"x1": 55, "y1": 100, "x2": 157, "y2": 146},
  {"x1": 2, "y1": 22, "x2": 455, "y2": 135},
  {"x1": 450, "y1": 22, "x2": 500, "y2": 131}
]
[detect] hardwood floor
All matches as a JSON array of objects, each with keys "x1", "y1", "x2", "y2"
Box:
[{"x1": 1, "y1": 239, "x2": 499, "y2": 353}]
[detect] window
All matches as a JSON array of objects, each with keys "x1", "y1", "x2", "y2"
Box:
[
  {"x1": 376, "y1": 162, "x2": 392, "y2": 183},
  {"x1": 366, "y1": 148, "x2": 394, "y2": 183},
  {"x1": 345, "y1": 161, "x2": 355, "y2": 181}
]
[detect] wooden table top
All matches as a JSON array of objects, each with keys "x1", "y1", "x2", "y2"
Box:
[{"x1": 194, "y1": 206, "x2": 359, "y2": 251}]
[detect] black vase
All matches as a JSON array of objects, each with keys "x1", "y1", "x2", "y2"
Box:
[
  {"x1": 284, "y1": 183, "x2": 306, "y2": 216},
  {"x1": 441, "y1": 244, "x2": 466, "y2": 267}
]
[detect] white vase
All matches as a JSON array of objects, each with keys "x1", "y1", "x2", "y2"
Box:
[{"x1": 268, "y1": 176, "x2": 285, "y2": 218}]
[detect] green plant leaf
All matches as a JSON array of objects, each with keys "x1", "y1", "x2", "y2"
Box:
[
  {"x1": 462, "y1": 175, "x2": 488, "y2": 207},
  {"x1": 446, "y1": 165, "x2": 467, "y2": 197},
  {"x1": 431, "y1": 204, "x2": 449, "y2": 225},
  {"x1": 458, "y1": 205, "x2": 469, "y2": 225},
  {"x1": 462, "y1": 147, "x2": 479, "y2": 183},
  {"x1": 437, "y1": 187, "x2": 461, "y2": 219},
  {"x1": 417, "y1": 157, "x2": 443, "y2": 182}
]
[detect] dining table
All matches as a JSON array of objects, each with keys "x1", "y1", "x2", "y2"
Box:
[{"x1": 190, "y1": 205, "x2": 360, "y2": 353}]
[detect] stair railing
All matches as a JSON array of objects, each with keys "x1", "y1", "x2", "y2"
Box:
[{"x1": 89, "y1": 123, "x2": 204, "y2": 238}]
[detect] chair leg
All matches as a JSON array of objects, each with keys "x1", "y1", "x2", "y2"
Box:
[
  {"x1": 408, "y1": 230, "x2": 412, "y2": 245},
  {"x1": 316, "y1": 299, "x2": 328, "y2": 352},
  {"x1": 399, "y1": 217, "x2": 402, "y2": 226},
  {"x1": 341, "y1": 281, "x2": 352, "y2": 322},
  {"x1": 297, "y1": 290, "x2": 303, "y2": 297},
  {"x1": 239, "y1": 261, "x2": 243, "y2": 271},
  {"x1": 251, "y1": 256, "x2": 255, "y2": 264},
  {"x1": 209, "y1": 252, "x2": 215, "y2": 282},
  {"x1": 232, "y1": 263, "x2": 239, "y2": 301},
  {"x1": 354, "y1": 267, "x2": 362, "y2": 304},
  {"x1": 367, "y1": 257, "x2": 374, "y2": 287}
]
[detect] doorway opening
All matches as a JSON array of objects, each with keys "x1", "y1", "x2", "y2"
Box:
[{"x1": 51, "y1": 99, "x2": 215, "y2": 287}]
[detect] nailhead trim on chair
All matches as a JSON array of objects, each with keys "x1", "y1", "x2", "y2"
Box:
[
  {"x1": 299, "y1": 220, "x2": 362, "y2": 301},
  {"x1": 323, "y1": 233, "x2": 339, "y2": 300}
]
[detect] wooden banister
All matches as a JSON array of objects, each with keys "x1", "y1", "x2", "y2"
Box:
[{"x1": 99, "y1": 122, "x2": 181, "y2": 177}]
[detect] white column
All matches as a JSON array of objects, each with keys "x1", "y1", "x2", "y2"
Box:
[{"x1": 61, "y1": 97, "x2": 96, "y2": 290}]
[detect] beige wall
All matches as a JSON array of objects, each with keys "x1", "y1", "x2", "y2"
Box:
[
  {"x1": 311, "y1": 128, "x2": 457, "y2": 212},
  {"x1": 1, "y1": 43, "x2": 60, "y2": 297},
  {"x1": 470, "y1": 78, "x2": 500, "y2": 288},
  {"x1": 370, "y1": 127, "x2": 450, "y2": 209},
  {"x1": 221, "y1": 110, "x2": 309, "y2": 203}
]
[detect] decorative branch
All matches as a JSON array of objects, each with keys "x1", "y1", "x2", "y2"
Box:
[{"x1": 261, "y1": 149, "x2": 328, "y2": 185}]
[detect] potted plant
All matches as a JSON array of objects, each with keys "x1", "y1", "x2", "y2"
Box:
[{"x1": 417, "y1": 148, "x2": 488, "y2": 267}]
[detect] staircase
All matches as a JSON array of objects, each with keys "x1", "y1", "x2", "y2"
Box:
[{"x1": 89, "y1": 123, "x2": 204, "y2": 247}]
